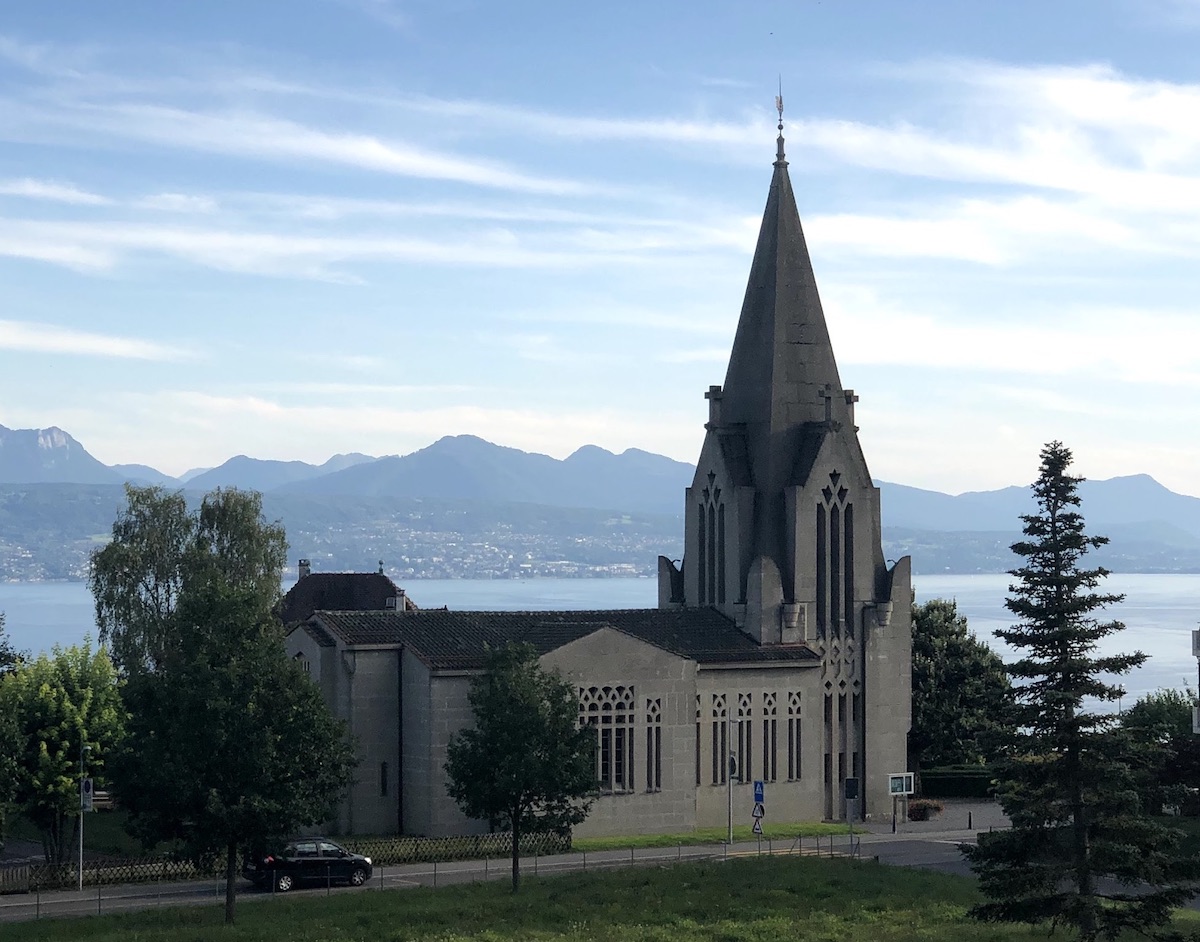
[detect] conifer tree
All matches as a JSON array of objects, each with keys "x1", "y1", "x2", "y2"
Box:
[{"x1": 965, "y1": 441, "x2": 1200, "y2": 941}]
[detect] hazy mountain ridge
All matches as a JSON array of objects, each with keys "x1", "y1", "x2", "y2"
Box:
[{"x1": 1, "y1": 423, "x2": 1198, "y2": 578}]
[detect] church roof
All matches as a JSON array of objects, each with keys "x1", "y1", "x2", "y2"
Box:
[
  {"x1": 721, "y1": 131, "x2": 843, "y2": 446},
  {"x1": 306, "y1": 608, "x2": 819, "y2": 670},
  {"x1": 278, "y1": 571, "x2": 412, "y2": 626},
  {"x1": 709, "y1": 126, "x2": 851, "y2": 584}
]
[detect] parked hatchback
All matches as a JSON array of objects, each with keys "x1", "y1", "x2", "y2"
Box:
[{"x1": 243, "y1": 838, "x2": 372, "y2": 892}]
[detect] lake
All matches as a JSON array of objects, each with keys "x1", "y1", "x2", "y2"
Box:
[{"x1": 1, "y1": 574, "x2": 1196, "y2": 702}]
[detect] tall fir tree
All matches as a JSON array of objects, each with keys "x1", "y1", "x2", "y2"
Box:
[{"x1": 965, "y1": 441, "x2": 1200, "y2": 941}]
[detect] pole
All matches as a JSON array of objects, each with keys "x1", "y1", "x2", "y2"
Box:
[
  {"x1": 726, "y1": 717, "x2": 733, "y2": 845},
  {"x1": 77, "y1": 743, "x2": 90, "y2": 892}
]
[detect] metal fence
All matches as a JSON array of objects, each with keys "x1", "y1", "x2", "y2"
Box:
[
  {"x1": 346, "y1": 832, "x2": 570, "y2": 865},
  {"x1": 0, "y1": 831, "x2": 571, "y2": 895}
]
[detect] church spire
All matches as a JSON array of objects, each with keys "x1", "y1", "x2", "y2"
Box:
[
  {"x1": 718, "y1": 101, "x2": 844, "y2": 494},
  {"x1": 775, "y1": 80, "x2": 787, "y2": 167}
]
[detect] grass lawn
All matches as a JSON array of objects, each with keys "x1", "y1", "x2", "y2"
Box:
[
  {"x1": 6, "y1": 810, "x2": 162, "y2": 859},
  {"x1": 7, "y1": 854, "x2": 1198, "y2": 942},
  {"x1": 572, "y1": 821, "x2": 850, "y2": 851}
]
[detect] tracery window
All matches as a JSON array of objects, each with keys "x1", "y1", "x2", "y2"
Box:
[
  {"x1": 646, "y1": 697, "x2": 663, "y2": 792},
  {"x1": 579, "y1": 685, "x2": 636, "y2": 793},
  {"x1": 816, "y1": 471, "x2": 854, "y2": 638},
  {"x1": 787, "y1": 691, "x2": 802, "y2": 780},
  {"x1": 735, "y1": 693, "x2": 752, "y2": 784},
  {"x1": 762, "y1": 692, "x2": 778, "y2": 783},
  {"x1": 711, "y1": 693, "x2": 728, "y2": 785}
]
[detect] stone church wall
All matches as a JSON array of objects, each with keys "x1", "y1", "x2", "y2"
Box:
[
  {"x1": 694, "y1": 666, "x2": 825, "y2": 829},
  {"x1": 541, "y1": 628, "x2": 698, "y2": 838}
]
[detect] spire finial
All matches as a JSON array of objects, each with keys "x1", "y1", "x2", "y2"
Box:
[{"x1": 774, "y1": 78, "x2": 788, "y2": 167}]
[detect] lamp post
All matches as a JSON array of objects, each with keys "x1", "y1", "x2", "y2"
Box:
[{"x1": 78, "y1": 742, "x2": 90, "y2": 892}]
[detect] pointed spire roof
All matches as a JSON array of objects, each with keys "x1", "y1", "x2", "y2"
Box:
[{"x1": 719, "y1": 118, "x2": 844, "y2": 498}]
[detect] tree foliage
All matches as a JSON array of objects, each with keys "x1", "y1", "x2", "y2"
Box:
[
  {"x1": 965, "y1": 442, "x2": 1200, "y2": 942},
  {"x1": 0, "y1": 612, "x2": 22, "y2": 851},
  {"x1": 445, "y1": 643, "x2": 595, "y2": 892},
  {"x1": 0, "y1": 611, "x2": 23, "y2": 675},
  {"x1": 91, "y1": 485, "x2": 354, "y2": 924},
  {"x1": 1122, "y1": 688, "x2": 1200, "y2": 813},
  {"x1": 89, "y1": 485, "x2": 286, "y2": 675},
  {"x1": 910, "y1": 597, "x2": 1011, "y2": 771},
  {"x1": 0, "y1": 642, "x2": 125, "y2": 863}
]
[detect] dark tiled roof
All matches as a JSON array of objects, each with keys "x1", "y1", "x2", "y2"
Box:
[
  {"x1": 299, "y1": 620, "x2": 337, "y2": 648},
  {"x1": 309, "y1": 608, "x2": 819, "y2": 670},
  {"x1": 278, "y1": 572, "x2": 415, "y2": 625}
]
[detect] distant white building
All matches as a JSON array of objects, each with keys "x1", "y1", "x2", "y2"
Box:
[{"x1": 286, "y1": 123, "x2": 913, "y2": 838}]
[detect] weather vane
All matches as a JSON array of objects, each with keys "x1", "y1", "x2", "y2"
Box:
[{"x1": 775, "y1": 76, "x2": 784, "y2": 133}]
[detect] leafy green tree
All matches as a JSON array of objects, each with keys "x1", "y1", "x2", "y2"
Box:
[
  {"x1": 1122, "y1": 688, "x2": 1200, "y2": 812},
  {"x1": 0, "y1": 614, "x2": 21, "y2": 851},
  {"x1": 116, "y1": 582, "x2": 355, "y2": 924},
  {"x1": 92, "y1": 486, "x2": 354, "y2": 924},
  {"x1": 0, "y1": 611, "x2": 23, "y2": 675},
  {"x1": 965, "y1": 442, "x2": 1200, "y2": 942},
  {"x1": 445, "y1": 643, "x2": 595, "y2": 892},
  {"x1": 910, "y1": 597, "x2": 1011, "y2": 772},
  {"x1": 0, "y1": 642, "x2": 125, "y2": 863},
  {"x1": 1123, "y1": 687, "x2": 1195, "y2": 743},
  {"x1": 89, "y1": 485, "x2": 286, "y2": 676}
]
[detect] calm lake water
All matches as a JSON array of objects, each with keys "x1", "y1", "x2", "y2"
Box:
[{"x1": 2, "y1": 575, "x2": 1197, "y2": 702}]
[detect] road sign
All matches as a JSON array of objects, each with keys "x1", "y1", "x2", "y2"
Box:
[
  {"x1": 753, "y1": 779, "x2": 764, "y2": 803},
  {"x1": 81, "y1": 777, "x2": 94, "y2": 812},
  {"x1": 844, "y1": 777, "x2": 859, "y2": 801},
  {"x1": 751, "y1": 802, "x2": 765, "y2": 819},
  {"x1": 751, "y1": 818, "x2": 763, "y2": 835}
]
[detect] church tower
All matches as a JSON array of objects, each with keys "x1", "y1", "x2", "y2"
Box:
[{"x1": 658, "y1": 106, "x2": 911, "y2": 817}]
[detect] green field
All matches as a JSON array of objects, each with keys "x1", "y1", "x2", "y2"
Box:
[{"x1": 8, "y1": 854, "x2": 1198, "y2": 942}]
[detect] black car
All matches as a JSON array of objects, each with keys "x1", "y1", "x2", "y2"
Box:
[{"x1": 243, "y1": 838, "x2": 373, "y2": 892}]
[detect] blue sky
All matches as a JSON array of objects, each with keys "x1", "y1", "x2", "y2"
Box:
[{"x1": 2, "y1": 0, "x2": 1199, "y2": 496}]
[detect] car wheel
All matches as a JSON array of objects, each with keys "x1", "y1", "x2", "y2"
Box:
[
  {"x1": 349, "y1": 867, "x2": 368, "y2": 887},
  {"x1": 276, "y1": 873, "x2": 294, "y2": 892}
]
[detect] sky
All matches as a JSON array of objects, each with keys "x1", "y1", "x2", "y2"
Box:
[{"x1": 1, "y1": 0, "x2": 1199, "y2": 496}]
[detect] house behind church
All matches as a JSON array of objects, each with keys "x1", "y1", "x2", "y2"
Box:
[{"x1": 286, "y1": 118, "x2": 912, "y2": 838}]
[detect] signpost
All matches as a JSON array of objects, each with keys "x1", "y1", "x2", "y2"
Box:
[
  {"x1": 888, "y1": 772, "x2": 915, "y2": 833},
  {"x1": 752, "y1": 780, "x2": 765, "y2": 837}
]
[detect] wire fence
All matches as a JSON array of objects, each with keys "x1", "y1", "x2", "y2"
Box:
[
  {"x1": 0, "y1": 834, "x2": 868, "y2": 922},
  {"x1": 0, "y1": 831, "x2": 572, "y2": 895}
]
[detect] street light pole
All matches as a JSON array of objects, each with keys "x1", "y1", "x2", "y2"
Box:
[
  {"x1": 726, "y1": 715, "x2": 733, "y2": 845},
  {"x1": 78, "y1": 742, "x2": 90, "y2": 892}
]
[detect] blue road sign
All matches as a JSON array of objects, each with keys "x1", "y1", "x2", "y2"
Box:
[{"x1": 753, "y1": 779, "x2": 764, "y2": 804}]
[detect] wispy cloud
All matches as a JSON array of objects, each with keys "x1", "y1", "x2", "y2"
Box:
[
  {"x1": 25, "y1": 102, "x2": 599, "y2": 196},
  {"x1": 0, "y1": 177, "x2": 110, "y2": 205},
  {"x1": 135, "y1": 192, "x2": 219, "y2": 213},
  {"x1": 0, "y1": 319, "x2": 190, "y2": 360}
]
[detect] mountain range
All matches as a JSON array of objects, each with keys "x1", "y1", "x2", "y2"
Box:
[{"x1": 1, "y1": 422, "x2": 1199, "y2": 577}]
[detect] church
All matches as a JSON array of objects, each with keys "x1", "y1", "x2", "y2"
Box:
[{"x1": 285, "y1": 116, "x2": 912, "y2": 838}]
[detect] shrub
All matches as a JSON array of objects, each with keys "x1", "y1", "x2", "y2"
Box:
[
  {"x1": 920, "y1": 768, "x2": 993, "y2": 799},
  {"x1": 908, "y1": 799, "x2": 944, "y2": 822}
]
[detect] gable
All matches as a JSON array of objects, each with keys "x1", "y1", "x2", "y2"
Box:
[{"x1": 539, "y1": 626, "x2": 693, "y2": 683}]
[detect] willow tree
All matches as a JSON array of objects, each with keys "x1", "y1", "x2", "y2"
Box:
[{"x1": 965, "y1": 442, "x2": 1200, "y2": 941}]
